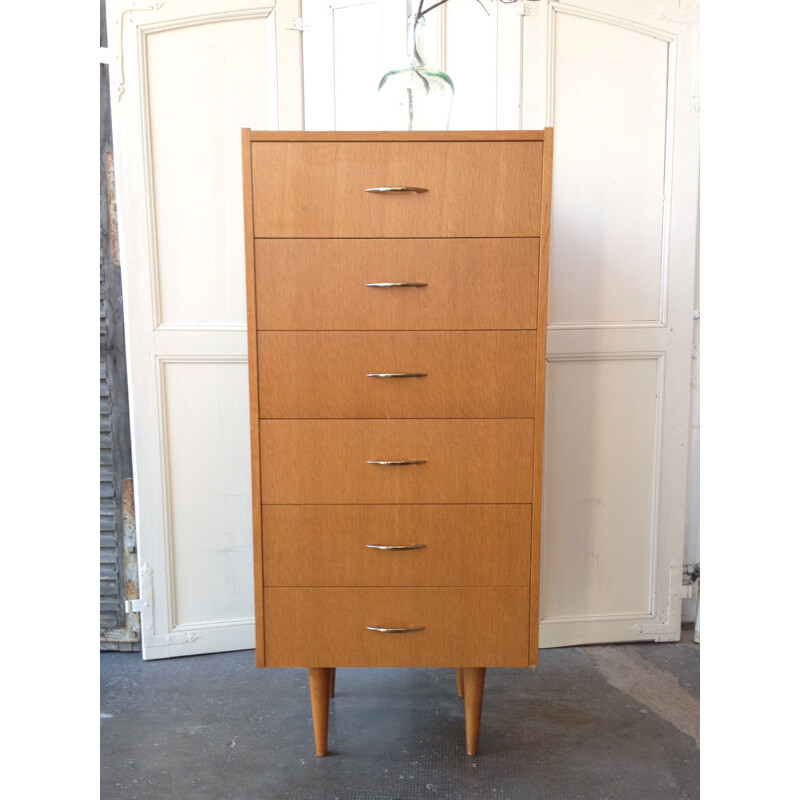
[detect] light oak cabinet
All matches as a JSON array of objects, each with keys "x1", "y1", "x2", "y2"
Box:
[{"x1": 242, "y1": 130, "x2": 553, "y2": 756}]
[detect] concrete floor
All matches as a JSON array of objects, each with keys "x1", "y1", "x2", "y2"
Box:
[{"x1": 101, "y1": 633, "x2": 699, "y2": 800}]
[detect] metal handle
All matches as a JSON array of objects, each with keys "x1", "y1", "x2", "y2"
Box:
[
  {"x1": 364, "y1": 186, "x2": 428, "y2": 193},
  {"x1": 366, "y1": 625, "x2": 425, "y2": 634},
  {"x1": 366, "y1": 459, "x2": 426, "y2": 466},
  {"x1": 366, "y1": 543, "x2": 426, "y2": 551},
  {"x1": 365, "y1": 282, "x2": 428, "y2": 288},
  {"x1": 366, "y1": 372, "x2": 427, "y2": 379}
]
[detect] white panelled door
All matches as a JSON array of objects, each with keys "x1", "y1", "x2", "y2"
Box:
[
  {"x1": 537, "y1": 0, "x2": 699, "y2": 646},
  {"x1": 302, "y1": 0, "x2": 700, "y2": 647},
  {"x1": 111, "y1": 0, "x2": 698, "y2": 658},
  {"x1": 108, "y1": 0, "x2": 303, "y2": 659}
]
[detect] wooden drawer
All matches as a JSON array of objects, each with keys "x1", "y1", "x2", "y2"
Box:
[
  {"x1": 251, "y1": 140, "x2": 543, "y2": 238},
  {"x1": 261, "y1": 504, "x2": 532, "y2": 587},
  {"x1": 257, "y1": 330, "x2": 536, "y2": 419},
  {"x1": 262, "y1": 587, "x2": 530, "y2": 667},
  {"x1": 254, "y1": 238, "x2": 539, "y2": 330},
  {"x1": 259, "y1": 419, "x2": 534, "y2": 504}
]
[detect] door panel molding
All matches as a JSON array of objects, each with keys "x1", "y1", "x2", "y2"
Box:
[
  {"x1": 157, "y1": 357, "x2": 252, "y2": 633},
  {"x1": 547, "y1": 4, "x2": 679, "y2": 329},
  {"x1": 109, "y1": 0, "x2": 286, "y2": 659},
  {"x1": 540, "y1": 353, "x2": 665, "y2": 622},
  {"x1": 538, "y1": 0, "x2": 698, "y2": 647}
]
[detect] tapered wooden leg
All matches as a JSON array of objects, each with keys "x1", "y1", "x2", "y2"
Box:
[
  {"x1": 462, "y1": 667, "x2": 487, "y2": 756},
  {"x1": 308, "y1": 668, "x2": 332, "y2": 756},
  {"x1": 329, "y1": 667, "x2": 336, "y2": 698},
  {"x1": 456, "y1": 668, "x2": 464, "y2": 697}
]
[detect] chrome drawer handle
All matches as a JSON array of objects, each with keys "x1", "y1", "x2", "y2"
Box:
[
  {"x1": 366, "y1": 625, "x2": 425, "y2": 634},
  {"x1": 366, "y1": 543, "x2": 426, "y2": 551},
  {"x1": 365, "y1": 282, "x2": 428, "y2": 288},
  {"x1": 366, "y1": 372, "x2": 427, "y2": 379},
  {"x1": 364, "y1": 186, "x2": 428, "y2": 193},
  {"x1": 366, "y1": 459, "x2": 427, "y2": 466}
]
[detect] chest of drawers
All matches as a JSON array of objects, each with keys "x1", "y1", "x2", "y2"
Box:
[{"x1": 242, "y1": 130, "x2": 553, "y2": 756}]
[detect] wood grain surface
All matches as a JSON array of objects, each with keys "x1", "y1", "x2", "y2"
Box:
[
  {"x1": 251, "y1": 141, "x2": 543, "y2": 238},
  {"x1": 261, "y1": 504, "x2": 532, "y2": 587},
  {"x1": 262, "y1": 586, "x2": 530, "y2": 667},
  {"x1": 259, "y1": 418, "x2": 535, "y2": 504},
  {"x1": 254, "y1": 238, "x2": 539, "y2": 330},
  {"x1": 257, "y1": 330, "x2": 536, "y2": 418}
]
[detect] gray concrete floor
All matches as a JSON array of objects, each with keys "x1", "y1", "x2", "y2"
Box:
[{"x1": 101, "y1": 633, "x2": 699, "y2": 800}]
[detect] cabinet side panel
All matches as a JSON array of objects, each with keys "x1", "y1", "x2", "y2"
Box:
[
  {"x1": 530, "y1": 127, "x2": 554, "y2": 666},
  {"x1": 242, "y1": 129, "x2": 265, "y2": 668}
]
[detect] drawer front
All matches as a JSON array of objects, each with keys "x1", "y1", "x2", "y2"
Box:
[
  {"x1": 261, "y1": 504, "x2": 532, "y2": 587},
  {"x1": 251, "y1": 141, "x2": 543, "y2": 238},
  {"x1": 260, "y1": 419, "x2": 534, "y2": 504},
  {"x1": 254, "y1": 238, "x2": 539, "y2": 331},
  {"x1": 257, "y1": 330, "x2": 536, "y2": 419},
  {"x1": 262, "y1": 587, "x2": 530, "y2": 667}
]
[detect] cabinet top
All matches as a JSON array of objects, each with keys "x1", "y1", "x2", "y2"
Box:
[{"x1": 243, "y1": 129, "x2": 552, "y2": 143}]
